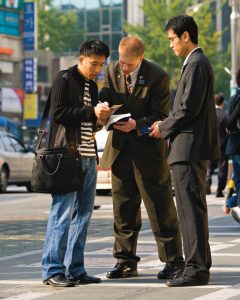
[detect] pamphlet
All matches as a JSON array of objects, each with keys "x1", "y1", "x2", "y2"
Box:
[
  {"x1": 105, "y1": 113, "x2": 131, "y2": 131},
  {"x1": 109, "y1": 104, "x2": 123, "y2": 115}
]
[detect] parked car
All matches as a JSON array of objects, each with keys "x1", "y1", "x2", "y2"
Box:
[
  {"x1": 95, "y1": 129, "x2": 112, "y2": 195},
  {"x1": 0, "y1": 131, "x2": 34, "y2": 192}
]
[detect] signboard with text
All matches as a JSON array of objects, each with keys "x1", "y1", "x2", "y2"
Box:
[
  {"x1": 0, "y1": 10, "x2": 21, "y2": 36},
  {"x1": 23, "y1": 0, "x2": 37, "y2": 51},
  {"x1": 23, "y1": 93, "x2": 38, "y2": 119},
  {"x1": 0, "y1": 87, "x2": 23, "y2": 113},
  {"x1": 0, "y1": 0, "x2": 23, "y2": 11},
  {"x1": 23, "y1": 57, "x2": 37, "y2": 93}
]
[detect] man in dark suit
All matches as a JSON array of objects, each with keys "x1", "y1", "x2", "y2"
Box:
[
  {"x1": 206, "y1": 93, "x2": 229, "y2": 197},
  {"x1": 150, "y1": 15, "x2": 220, "y2": 286},
  {"x1": 99, "y1": 36, "x2": 184, "y2": 280}
]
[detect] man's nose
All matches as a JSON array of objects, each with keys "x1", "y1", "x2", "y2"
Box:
[{"x1": 122, "y1": 64, "x2": 128, "y2": 72}]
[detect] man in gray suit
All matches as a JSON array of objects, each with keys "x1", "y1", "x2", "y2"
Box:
[
  {"x1": 151, "y1": 15, "x2": 220, "y2": 287},
  {"x1": 99, "y1": 36, "x2": 184, "y2": 280}
]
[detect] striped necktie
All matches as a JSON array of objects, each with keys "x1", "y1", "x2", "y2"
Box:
[{"x1": 126, "y1": 74, "x2": 133, "y2": 93}]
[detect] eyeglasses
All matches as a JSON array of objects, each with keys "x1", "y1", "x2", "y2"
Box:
[{"x1": 168, "y1": 36, "x2": 179, "y2": 44}]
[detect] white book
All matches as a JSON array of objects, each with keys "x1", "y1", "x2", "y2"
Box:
[{"x1": 105, "y1": 113, "x2": 131, "y2": 131}]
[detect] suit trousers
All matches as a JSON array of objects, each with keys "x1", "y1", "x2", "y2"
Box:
[
  {"x1": 206, "y1": 156, "x2": 228, "y2": 192},
  {"x1": 111, "y1": 143, "x2": 183, "y2": 267},
  {"x1": 172, "y1": 161, "x2": 211, "y2": 280}
]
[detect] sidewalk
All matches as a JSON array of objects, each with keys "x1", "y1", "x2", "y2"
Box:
[{"x1": 0, "y1": 180, "x2": 240, "y2": 300}]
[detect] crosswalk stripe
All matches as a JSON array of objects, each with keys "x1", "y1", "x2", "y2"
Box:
[
  {"x1": 192, "y1": 288, "x2": 240, "y2": 300},
  {"x1": 2, "y1": 292, "x2": 53, "y2": 300}
]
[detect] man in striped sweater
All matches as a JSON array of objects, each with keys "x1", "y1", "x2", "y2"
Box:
[{"x1": 42, "y1": 40, "x2": 110, "y2": 287}]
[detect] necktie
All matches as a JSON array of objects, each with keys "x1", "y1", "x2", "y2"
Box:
[{"x1": 126, "y1": 74, "x2": 133, "y2": 93}]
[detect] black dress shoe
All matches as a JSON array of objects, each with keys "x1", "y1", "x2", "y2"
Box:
[
  {"x1": 157, "y1": 262, "x2": 185, "y2": 279},
  {"x1": 216, "y1": 190, "x2": 224, "y2": 197},
  {"x1": 106, "y1": 263, "x2": 138, "y2": 279},
  {"x1": 166, "y1": 274, "x2": 209, "y2": 287},
  {"x1": 43, "y1": 273, "x2": 75, "y2": 287},
  {"x1": 73, "y1": 273, "x2": 102, "y2": 284}
]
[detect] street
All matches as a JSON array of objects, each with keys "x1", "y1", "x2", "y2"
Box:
[{"x1": 0, "y1": 182, "x2": 240, "y2": 300}]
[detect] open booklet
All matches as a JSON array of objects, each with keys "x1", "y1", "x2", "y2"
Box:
[
  {"x1": 109, "y1": 104, "x2": 123, "y2": 114},
  {"x1": 105, "y1": 113, "x2": 131, "y2": 131}
]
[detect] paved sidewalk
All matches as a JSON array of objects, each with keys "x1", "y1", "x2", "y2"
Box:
[{"x1": 0, "y1": 183, "x2": 240, "y2": 300}]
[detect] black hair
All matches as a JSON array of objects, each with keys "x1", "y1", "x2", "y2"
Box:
[
  {"x1": 214, "y1": 93, "x2": 225, "y2": 106},
  {"x1": 166, "y1": 15, "x2": 198, "y2": 44},
  {"x1": 79, "y1": 40, "x2": 110, "y2": 58}
]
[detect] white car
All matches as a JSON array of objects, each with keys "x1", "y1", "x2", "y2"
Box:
[
  {"x1": 0, "y1": 131, "x2": 34, "y2": 192},
  {"x1": 95, "y1": 129, "x2": 112, "y2": 195}
]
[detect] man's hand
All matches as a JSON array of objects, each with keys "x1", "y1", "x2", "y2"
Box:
[
  {"x1": 114, "y1": 118, "x2": 136, "y2": 132},
  {"x1": 94, "y1": 103, "x2": 110, "y2": 119},
  {"x1": 149, "y1": 121, "x2": 162, "y2": 139}
]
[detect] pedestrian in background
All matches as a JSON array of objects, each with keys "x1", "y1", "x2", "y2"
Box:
[
  {"x1": 99, "y1": 36, "x2": 184, "y2": 281},
  {"x1": 151, "y1": 15, "x2": 220, "y2": 287},
  {"x1": 225, "y1": 67, "x2": 240, "y2": 222},
  {"x1": 42, "y1": 40, "x2": 110, "y2": 287},
  {"x1": 206, "y1": 93, "x2": 229, "y2": 197}
]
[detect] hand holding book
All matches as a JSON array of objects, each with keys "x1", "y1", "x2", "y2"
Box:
[{"x1": 105, "y1": 113, "x2": 131, "y2": 131}]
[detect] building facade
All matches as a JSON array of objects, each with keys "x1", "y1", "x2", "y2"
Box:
[{"x1": 54, "y1": 0, "x2": 144, "y2": 61}]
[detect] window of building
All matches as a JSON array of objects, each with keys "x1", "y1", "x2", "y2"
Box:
[
  {"x1": 112, "y1": 0, "x2": 123, "y2": 7},
  {"x1": 86, "y1": 0, "x2": 100, "y2": 9},
  {"x1": 87, "y1": 9, "x2": 100, "y2": 32},
  {"x1": 102, "y1": 9, "x2": 110, "y2": 25},
  {"x1": 111, "y1": 9, "x2": 122, "y2": 31},
  {"x1": 38, "y1": 66, "x2": 48, "y2": 83},
  {"x1": 78, "y1": 10, "x2": 85, "y2": 28},
  {"x1": 100, "y1": 0, "x2": 111, "y2": 7},
  {"x1": 102, "y1": 34, "x2": 110, "y2": 48},
  {"x1": 112, "y1": 33, "x2": 122, "y2": 50},
  {"x1": 86, "y1": 34, "x2": 100, "y2": 40}
]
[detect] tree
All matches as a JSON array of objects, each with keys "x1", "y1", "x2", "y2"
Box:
[
  {"x1": 37, "y1": 0, "x2": 84, "y2": 54},
  {"x1": 125, "y1": 0, "x2": 230, "y2": 95}
]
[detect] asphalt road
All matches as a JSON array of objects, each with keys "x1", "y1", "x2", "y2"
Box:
[{"x1": 0, "y1": 183, "x2": 240, "y2": 300}]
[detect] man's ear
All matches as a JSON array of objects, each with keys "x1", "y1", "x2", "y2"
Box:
[
  {"x1": 182, "y1": 31, "x2": 190, "y2": 42},
  {"x1": 79, "y1": 55, "x2": 84, "y2": 64}
]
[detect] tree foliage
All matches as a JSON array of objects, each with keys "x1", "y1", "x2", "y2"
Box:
[
  {"x1": 37, "y1": 0, "x2": 83, "y2": 54},
  {"x1": 125, "y1": 0, "x2": 230, "y2": 94}
]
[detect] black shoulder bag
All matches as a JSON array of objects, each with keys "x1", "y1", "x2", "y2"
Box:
[{"x1": 31, "y1": 90, "x2": 84, "y2": 194}]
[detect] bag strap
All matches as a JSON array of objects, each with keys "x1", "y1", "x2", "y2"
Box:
[{"x1": 35, "y1": 89, "x2": 52, "y2": 151}]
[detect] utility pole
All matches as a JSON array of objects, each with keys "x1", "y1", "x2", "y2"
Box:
[{"x1": 229, "y1": 0, "x2": 240, "y2": 95}]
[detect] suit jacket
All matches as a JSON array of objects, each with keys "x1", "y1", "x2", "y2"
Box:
[
  {"x1": 99, "y1": 59, "x2": 170, "y2": 170},
  {"x1": 226, "y1": 89, "x2": 240, "y2": 155},
  {"x1": 216, "y1": 107, "x2": 228, "y2": 154},
  {"x1": 159, "y1": 48, "x2": 221, "y2": 165}
]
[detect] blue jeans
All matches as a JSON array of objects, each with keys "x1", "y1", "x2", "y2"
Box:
[
  {"x1": 226, "y1": 155, "x2": 240, "y2": 208},
  {"x1": 42, "y1": 157, "x2": 97, "y2": 280}
]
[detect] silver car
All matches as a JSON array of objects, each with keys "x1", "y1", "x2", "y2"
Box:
[
  {"x1": 95, "y1": 129, "x2": 112, "y2": 195},
  {"x1": 0, "y1": 131, "x2": 34, "y2": 192}
]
